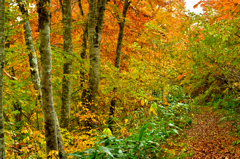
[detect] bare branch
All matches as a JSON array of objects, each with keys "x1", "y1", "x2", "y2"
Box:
[{"x1": 4, "y1": 69, "x2": 18, "y2": 80}]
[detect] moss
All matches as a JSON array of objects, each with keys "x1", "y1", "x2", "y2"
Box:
[{"x1": 37, "y1": 0, "x2": 50, "y2": 30}]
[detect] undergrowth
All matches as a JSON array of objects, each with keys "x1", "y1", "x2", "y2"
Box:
[{"x1": 67, "y1": 88, "x2": 192, "y2": 159}]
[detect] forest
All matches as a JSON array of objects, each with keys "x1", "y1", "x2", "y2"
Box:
[{"x1": 0, "y1": 0, "x2": 240, "y2": 158}]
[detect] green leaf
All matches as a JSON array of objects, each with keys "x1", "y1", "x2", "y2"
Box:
[
  {"x1": 139, "y1": 123, "x2": 148, "y2": 142},
  {"x1": 219, "y1": 117, "x2": 227, "y2": 122},
  {"x1": 66, "y1": 152, "x2": 84, "y2": 157},
  {"x1": 99, "y1": 146, "x2": 114, "y2": 158},
  {"x1": 172, "y1": 129, "x2": 179, "y2": 134}
]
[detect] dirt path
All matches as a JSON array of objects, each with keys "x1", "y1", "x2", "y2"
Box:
[{"x1": 178, "y1": 107, "x2": 240, "y2": 158}]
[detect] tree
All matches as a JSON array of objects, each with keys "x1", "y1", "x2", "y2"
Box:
[
  {"x1": 194, "y1": 0, "x2": 240, "y2": 20},
  {"x1": 109, "y1": 0, "x2": 130, "y2": 131},
  {"x1": 16, "y1": 0, "x2": 41, "y2": 99},
  {"x1": 78, "y1": 0, "x2": 88, "y2": 61},
  {"x1": 0, "y1": 0, "x2": 5, "y2": 158},
  {"x1": 114, "y1": 0, "x2": 130, "y2": 71},
  {"x1": 87, "y1": 0, "x2": 107, "y2": 119},
  {"x1": 37, "y1": 0, "x2": 58, "y2": 153},
  {"x1": 16, "y1": 0, "x2": 66, "y2": 157},
  {"x1": 37, "y1": 1, "x2": 66, "y2": 157},
  {"x1": 78, "y1": 0, "x2": 88, "y2": 105},
  {"x1": 61, "y1": 0, "x2": 73, "y2": 130}
]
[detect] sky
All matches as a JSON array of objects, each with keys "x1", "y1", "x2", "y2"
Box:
[{"x1": 185, "y1": 0, "x2": 203, "y2": 14}]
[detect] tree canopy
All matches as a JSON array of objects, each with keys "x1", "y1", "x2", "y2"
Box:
[{"x1": 0, "y1": 0, "x2": 240, "y2": 158}]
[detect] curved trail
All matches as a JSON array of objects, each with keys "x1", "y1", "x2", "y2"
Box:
[{"x1": 179, "y1": 107, "x2": 240, "y2": 158}]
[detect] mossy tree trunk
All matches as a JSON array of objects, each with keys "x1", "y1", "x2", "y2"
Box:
[
  {"x1": 37, "y1": 0, "x2": 58, "y2": 153},
  {"x1": 87, "y1": 0, "x2": 107, "y2": 127},
  {"x1": 0, "y1": 0, "x2": 5, "y2": 158},
  {"x1": 17, "y1": 0, "x2": 42, "y2": 99},
  {"x1": 37, "y1": 1, "x2": 66, "y2": 158},
  {"x1": 61, "y1": 0, "x2": 73, "y2": 130}
]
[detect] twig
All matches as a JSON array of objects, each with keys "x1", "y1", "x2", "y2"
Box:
[{"x1": 4, "y1": 69, "x2": 18, "y2": 80}]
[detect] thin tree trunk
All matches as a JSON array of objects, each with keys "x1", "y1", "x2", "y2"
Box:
[
  {"x1": 11, "y1": 68, "x2": 23, "y2": 131},
  {"x1": 37, "y1": 0, "x2": 59, "y2": 154},
  {"x1": 59, "y1": 0, "x2": 64, "y2": 14},
  {"x1": 16, "y1": 0, "x2": 41, "y2": 93},
  {"x1": 18, "y1": 1, "x2": 66, "y2": 157},
  {"x1": 78, "y1": 0, "x2": 88, "y2": 60},
  {"x1": 0, "y1": 0, "x2": 5, "y2": 158},
  {"x1": 87, "y1": 0, "x2": 106, "y2": 113},
  {"x1": 10, "y1": 67, "x2": 23, "y2": 155},
  {"x1": 80, "y1": 23, "x2": 88, "y2": 111},
  {"x1": 55, "y1": 113, "x2": 66, "y2": 158},
  {"x1": 16, "y1": 0, "x2": 42, "y2": 132},
  {"x1": 114, "y1": 0, "x2": 130, "y2": 71},
  {"x1": 24, "y1": 21, "x2": 42, "y2": 99},
  {"x1": 78, "y1": 0, "x2": 84, "y2": 17},
  {"x1": 78, "y1": 0, "x2": 88, "y2": 107},
  {"x1": 109, "y1": 0, "x2": 130, "y2": 131},
  {"x1": 61, "y1": 0, "x2": 73, "y2": 130},
  {"x1": 81, "y1": 23, "x2": 88, "y2": 60}
]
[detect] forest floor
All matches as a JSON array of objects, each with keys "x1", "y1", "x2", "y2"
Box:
[{"x1": 174, "y1": 106, "x2": 240, "y2": 158}]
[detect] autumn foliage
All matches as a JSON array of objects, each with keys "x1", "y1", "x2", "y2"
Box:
[{"x1": 1, "y1": 0, "x2": 240, "y2": 158}]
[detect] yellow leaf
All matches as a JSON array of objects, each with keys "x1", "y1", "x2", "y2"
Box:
[
  {"x1": 21, "y1": 128, "x2": 28, "y2": 134},
  {"x1": 149, "y1": 104, "x2": 157, "y2": 115},
  {"x1": 122, "y1": 71, "x2": 127, "y2": 75},
  {"x1": 125, "y1": 119, "x2": 128, "y2": 124},
  {"x1": 48, "y1": 150, "x2": 59, "y2": 158},
  {"x1": 141, "y1": 99, "x2": 144, "y2": 106},
  {"x1": 23, "y1": 136, "x2": 30, "y2": 143},
  {"x1": 102, "y1": 128, "x2": 112, "y2": 136},
  {"x1": 120, "y1": 128, "x2": 127, "y2": 134}
]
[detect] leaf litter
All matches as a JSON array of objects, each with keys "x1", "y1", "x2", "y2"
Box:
[{"x1": 176, "y1": 107, "x2": 240, "y2": 158}]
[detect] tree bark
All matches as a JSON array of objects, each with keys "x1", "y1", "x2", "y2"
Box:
[
  {"x1": 78, "y1": 0, "x2": 88, "y2": 107},
  {"x1": 61, "y1": 0, "x2": 73, "y2": 130},
  {"x1": 78, "y1": 0, "x2": 84, "y2": 17},
  {"x1": 114, "y1": 0, "x2": 130, "y2": 71},
  {"x1": 81, "y1": 23, "x2": 88, "y2": 60},
  {"x1": 16, "y1": 0, "x2": 42, "y2": 100},
  {"x1": 0, "y1": 0, "x2": 5, "y2": 158},
  {"x1": 87, "y1": 0, "x2": 106, "y2": 113},
  {"x1": 16, "y1": 1, "x2": 67, "y2": 157},
  {"x1": 78, "y1": 0, "x2": 88, "y2": 61},
  {"x1": 109, "y1": 0, "x2": 130, "y2": 131},
  {"x1": 37, "y1": 0, "x2": 59, "y2": 154}
]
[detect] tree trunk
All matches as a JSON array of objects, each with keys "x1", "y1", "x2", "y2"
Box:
[
  {"x1": 61, "y1": 0, "x2": 73, "y2": 130},
  {"x1": 0, "y1": 0, "x2": 5, "y2": 158},
  {"x1": 37, "y1": 0, "x2": 59, "y2": 154},
  {"x1": 24, "y1": 21, "x2": 42, "y2": 98},
  {"x1": 10, "y1": 68, "x2": 23, "y2": 131},
  {"x1": 80, "y1": 23, "x2": 88, "y2": 61},
  {"x1": 17, "y1": 0, "x2": 42, "y2": 129},
  {"x1": 78, "y1": 0, "x2": 88, "y2": 61},
  {"x1": 114, "y1": 0, "x2": 130, "y2": 71},
  {"x1": 87, "y1": 0, "x2": 106, "y2": 113},
  {"x1": 78, "y1": 0, "x2": 89, "y2": 110},
  {"x1": 109, "y1": 0, "x2": 130, "y2": 132},
  {"x1": 17, "y1": 0, "x2": 42, "y2": 132},
  {"x1": 16, "y1": 0, "x2": 41, "y2": 95},
  {"x1": 16, "y1": 1, "x2": 67, "y2": 157}
]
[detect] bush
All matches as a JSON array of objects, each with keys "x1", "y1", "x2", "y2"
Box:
[{"x1": 67, "y1": 101, "x2": 192, "y2": 158}]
